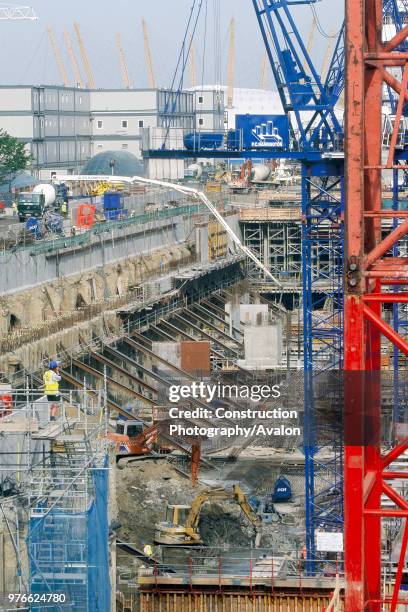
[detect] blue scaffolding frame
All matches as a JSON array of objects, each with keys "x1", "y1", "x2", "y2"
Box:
[
  {"x1": 386, "y1": 2, "x2": 408, "y2": 429},
  {"x1": 301, "y1": 160, "x2": 344, "y2": 565}
]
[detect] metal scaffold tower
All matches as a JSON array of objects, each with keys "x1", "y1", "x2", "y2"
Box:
[
  {"x1": 301, "y1": 161, "x2": 344, "y2": 565},
  {"x1": 344, "y1": 0, "x2": 408, "y2": 609},
  {"x1": 252, "y1": 0, "x2": 346, "y2": 566},
  {"x1": 0, "y1": 389, "x2": 110, "y2": 611}
]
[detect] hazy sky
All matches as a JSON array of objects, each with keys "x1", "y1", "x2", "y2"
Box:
[{"x1": 1, "y1": 1, "x2": 343, "y2": 90}]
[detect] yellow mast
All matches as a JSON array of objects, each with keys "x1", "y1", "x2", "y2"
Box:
[
  {"x1": 142, "y1": 18, "x2": 156, "y2": 88},
  {"x1": 260, "y1": 51, "x2": 268, "y2": 90},
  {"x1": 189, "y1": 36, "x2": 197, "y2": 88},
  {"x1": 306, "y1": 16, "x2": 317, "y2": 55},
  {"x1": 116, "y1": 33, "x2": 131, "y2": 89},
  {"x1": 73, "y1": 21, "x2": 96, "y2": 89},
  {"x1": 226, "y1": 17, "x2": 235, "y2": 108},
  {"x1": 63, "y1": 28, "x2": 84, "y2": 88},
  {"x1": 47, "y1": 26, "x2": 69, "y2": 87},
  {"x1": 321, "y1": 33, "x2": 335, "y2": 82}
]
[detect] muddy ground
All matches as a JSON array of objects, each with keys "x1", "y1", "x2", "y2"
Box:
[{"x1": 115, "y1": 455, "x2": 307, "y2": 551}]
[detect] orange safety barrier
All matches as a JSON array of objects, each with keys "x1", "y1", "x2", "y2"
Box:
[{"x1": 76, "y1": 204, "x2": 96, "y2": 229}]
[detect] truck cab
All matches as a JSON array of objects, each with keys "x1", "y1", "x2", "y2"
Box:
[
  {"x1": 17, "y1": 192, "x2": 45, "y2": 221},
  {"x1": 115, "y1": 420, "x2": 144, "y2": 437}
]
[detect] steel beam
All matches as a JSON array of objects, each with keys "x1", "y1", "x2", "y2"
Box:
[
  {"x1": 123, "y1": 336, "x2": 195, "y2": 380},
  {"x1": 180, "y1": 308, "x2": 243, "y2": 346},
  {"x1": 91, "y1": 350, "x2": 157, "y2": 395},
  {"x1": 192, "y1": 303, "x2": 243, "y2": 337},
  {"x1": 148, "y1": 324, "x2": 177, "y2": 342},
  {"x1": 171, "y1": 313, "x2": 240, "y2": 356},
  {"x1": 70, "y1": 358, "x2": 156, "y2": 407}
]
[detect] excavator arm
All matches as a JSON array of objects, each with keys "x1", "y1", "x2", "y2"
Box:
[
  {"x1": 185, "y1": 489, "x2": 230, "y2": 532},
  {"x1": 233, "y1": 485, "x2": 262, "y2": 530},
  {"x1": 184, "y1": 486, "x2": 262, "y2": 546},
  {"x1": 233, "y1": 485, "x2": 263, "y2": 547},
  {"x1": 107, "y1": 423, "x2": 157, "y2": 455}
]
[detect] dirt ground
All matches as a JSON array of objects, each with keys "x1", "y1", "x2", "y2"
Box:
[
  {"x1": 116, "y1": 459, "x2": 193, "y2": 546},
  {"x1": 115, "y1": 455, "x2": 307, "y2": 551},
  {"x1": 115, "y1": 458, "x2": 254, "y2": 549}
]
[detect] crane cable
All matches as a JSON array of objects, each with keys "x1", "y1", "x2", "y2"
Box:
[
  {"x1": 167, "y1": 0, "x2": 201, "y2": 94},
  {"x1": 309, "y1": 3, "x2": 341, "y2": 39},
  {"x1": 162, "y1": 0, "x2": 205, "y2": 147},
  {"x1": 213, "y1": 0, "x2": 222, "y2": 87}
]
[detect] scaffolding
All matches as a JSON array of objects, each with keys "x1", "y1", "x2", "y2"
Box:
[
  {"x1": 0, "y1": 389, "x2": 110, "y2": 611},
  {"x1": 242, "y1": 220, "x2": 302, "y2": 290},
  {"x1": 301, "y1": 163, "x2": 344, "y2": 567}
]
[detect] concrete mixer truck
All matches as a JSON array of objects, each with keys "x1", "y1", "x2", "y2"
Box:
[{"x1": 17, "y1": 183, "x2": 66, "y2": 221}]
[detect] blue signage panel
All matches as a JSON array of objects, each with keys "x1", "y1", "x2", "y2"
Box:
[{"x1": 235, "y1": 114, "x2": 289, "y2": 150}]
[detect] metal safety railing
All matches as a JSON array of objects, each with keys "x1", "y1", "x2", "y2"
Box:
[
  {"x1": 135, "y1": 549, "x2": 345, "y2": 586},
  {"x1": 0, "y1": 202, "x2": 209, "y2": 255}
]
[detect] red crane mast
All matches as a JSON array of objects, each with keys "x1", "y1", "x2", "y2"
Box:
[{"x1": 345, "y1": 1, "x2": 408, "y2": 609}]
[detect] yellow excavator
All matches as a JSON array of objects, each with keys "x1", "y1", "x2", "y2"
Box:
[{"x1": 154, "y1": 485, "x2": 262, "y2": 547}]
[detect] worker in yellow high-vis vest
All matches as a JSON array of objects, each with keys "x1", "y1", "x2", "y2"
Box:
[{"x1": 43, "y1": 360, "x2": 61, "y2": 421}]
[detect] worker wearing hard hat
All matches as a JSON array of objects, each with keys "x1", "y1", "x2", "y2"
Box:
[{"x1": 43, "y1": 361, "x2": 61, "y2": 421}]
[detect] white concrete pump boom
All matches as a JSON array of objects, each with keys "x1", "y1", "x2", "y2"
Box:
[
  {"x1": 55, "y1": 174, "x2": 282, "y2": 287},
  {"x1": 0, "y1": 5, "x2": 37, "y2": 20}
]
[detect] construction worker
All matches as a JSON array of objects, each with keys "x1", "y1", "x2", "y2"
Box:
[
  {"x1": 143, "y1": 543, "x2": 153, "y2": 558},
  {"x1": 61, "y1": 201, "x2": 68, "y2": 217},
  {"x1": 43, "y1": 361, "x2": 61, "y2": 421}
]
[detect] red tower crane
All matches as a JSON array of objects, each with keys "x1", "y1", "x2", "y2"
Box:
[{"x1": 345, "y1": 1, "x2": 408, "y2": 610}]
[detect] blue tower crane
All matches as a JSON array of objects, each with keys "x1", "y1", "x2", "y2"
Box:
[
  {"x1": 252, "y1": 0, "x2": 345, "y2": 569},
  {"x1": 252, "y1": 0, "x2": 344, "y2": 150}
]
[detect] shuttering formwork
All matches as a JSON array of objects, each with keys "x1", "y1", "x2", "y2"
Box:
[
  {"x1": 137, "y1": 553, "x2": 343, "y2": 612},
  {"x1": 138, "y1": 588, "x2": 342, "y2": 612}
]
